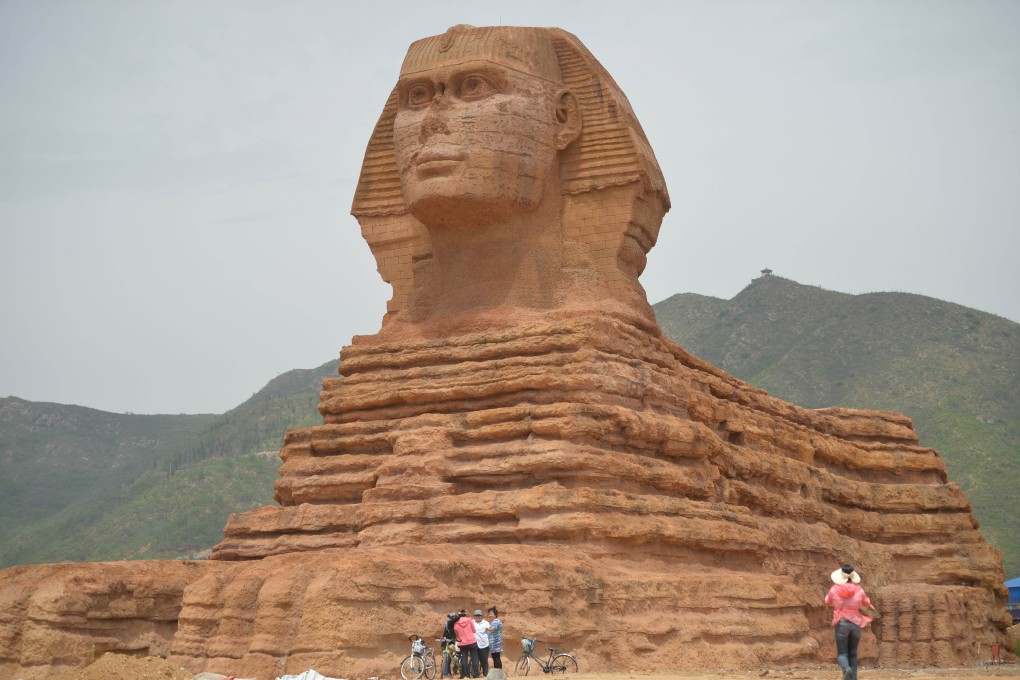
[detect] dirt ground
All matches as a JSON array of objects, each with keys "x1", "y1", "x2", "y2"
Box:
[
  {"x1": 575, "y1": 668, "x2": 1020, "y2": 680},
  {"x1": 52, "y1": 654, "x2": 1020, "y2": 680},
  {"x1": 52, "y1": 653, "x2": 193, "y2": 680}
]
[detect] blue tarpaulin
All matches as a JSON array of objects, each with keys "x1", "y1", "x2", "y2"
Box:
[{"x1": 1006, "y1": 576, "x2": 1020, "y2": 604}]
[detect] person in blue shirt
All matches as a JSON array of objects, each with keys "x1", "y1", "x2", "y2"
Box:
[{"x1": 486, "y1": 607, "x2": 504, "y2": 670}]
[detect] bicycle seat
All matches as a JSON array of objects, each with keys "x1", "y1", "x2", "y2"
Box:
[{"x1": 548, "y1": 648, "x2": 558, "y2": 653}]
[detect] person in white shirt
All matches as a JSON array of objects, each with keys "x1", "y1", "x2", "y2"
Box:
[{"x1": 472, "y1": 609, "x2": 491, "y2": 677}]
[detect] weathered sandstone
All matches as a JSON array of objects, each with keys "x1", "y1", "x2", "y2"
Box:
[
  {"x1": 0, "y1": 561, "x2": 221, "y2": 679},
  {"x1": 0, "y1": 24, "x2": 1011, "y2": 680},
  {"x1": 193, "y1": 313, "x2": 1008, "y2": 677}
]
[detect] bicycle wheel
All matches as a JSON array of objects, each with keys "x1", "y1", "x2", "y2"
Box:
[
  {"x1": 441, "y1": 649, "x2": 452, "y2": 677},
  {"x1": 423, "y1": 651, "x2": 437, "y2": 680},
  {"x1": 451, "y1": 649, "x2": 461, "y2": 676},
  {"x1": 401, "y1": 654, "x2": 426, "y2": 680},
  {"x1": 549, "y1": 654, "x2": 578, "y2": 674},
  {"x1": 514, "y1": 655, "x2": 531, "y2": 676}
]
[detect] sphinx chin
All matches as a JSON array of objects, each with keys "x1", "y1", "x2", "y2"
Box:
[{"x1": 408, "y1": 192, "x2": 541, "y2": 229}]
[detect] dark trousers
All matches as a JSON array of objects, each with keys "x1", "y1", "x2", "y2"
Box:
[
  {"x1": 491, "y1": 651, "x2": 502, "y2": 669},
  {"x1": 834, "y1": 618, "x2": 862, "y2": 680},
  {"x1": 478, "y1": 646, "x2": 489, "y2": 676},
  {"x1": 459, "y1": 642, "x2": 480, "y2": 678}
]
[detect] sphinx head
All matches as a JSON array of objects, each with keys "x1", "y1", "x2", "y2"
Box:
[
  {"x1": 352, "y1": 25, "x2": 670, "y2": 327},
  {"x1": 393, "y1": 25, "x2": 581, "y2": 228}
]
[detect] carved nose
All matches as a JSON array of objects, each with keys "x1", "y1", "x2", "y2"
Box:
[{"x1": 420, "y1": 105, "x2": 450, "y2": 142}]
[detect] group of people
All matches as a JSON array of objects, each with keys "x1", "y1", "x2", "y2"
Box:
[{"x1": 441, "y1": 607, "x2": 504, "y2": 679}]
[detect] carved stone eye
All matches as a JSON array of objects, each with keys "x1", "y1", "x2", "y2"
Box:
[
  {"x1": 459, "y1": 74, "x2": 496, "y2": 100},
  {"x1": 407, "y1": 83, "x2": 433, "y2": 108}
]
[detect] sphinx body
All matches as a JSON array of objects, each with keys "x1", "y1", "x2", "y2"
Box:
[{"x1": 0, "y1": 25, "x2": 1010, "y2": 680}]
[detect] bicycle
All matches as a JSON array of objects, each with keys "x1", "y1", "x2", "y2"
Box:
[
  {"x1": 514, "y1": 637, "x2": 578, "y2": 675},
  {"x1": 400, "y1": 634, "x2": 438, "y2": 680},
  {"x1": 437, "y1": 637, "x2": 461, "y2": 678}
]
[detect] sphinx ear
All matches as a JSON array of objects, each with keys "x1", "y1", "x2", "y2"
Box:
[{"x1": 553, "y1": 90, "x2": 582, "y2": 150}]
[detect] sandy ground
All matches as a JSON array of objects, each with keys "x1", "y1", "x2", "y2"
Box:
[
  {"x1": 53, "y1": 653, "x2": 193, "y2": 680},
  {"x1": 54, "y1": 654, "x2": 1020, "y2": 680},
  {"x1": 574, "y1": 668, "x2": 1020, "y2": 680}
]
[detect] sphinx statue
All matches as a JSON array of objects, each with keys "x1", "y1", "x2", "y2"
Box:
[
  {"x1": 203, "y1": 23, "x2": 1008, "y2": 673},
  {"x1": 0, "y1": 25, "x2": 1010, "y2": 680}
]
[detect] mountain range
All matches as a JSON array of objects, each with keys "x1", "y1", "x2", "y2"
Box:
[{"x1": 2, "y1": 276, "x2": 1016, "y2": 577}]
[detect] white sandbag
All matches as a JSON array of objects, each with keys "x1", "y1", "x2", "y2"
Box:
[{"x1": 275, "y1": 670, "x2": 345, "y2": 680}]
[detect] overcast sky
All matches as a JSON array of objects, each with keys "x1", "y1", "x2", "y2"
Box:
[{"x1": 1, "y1": 0, "x2": 1018, "y2": 414}]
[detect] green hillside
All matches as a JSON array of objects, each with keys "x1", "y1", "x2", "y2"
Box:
[
  {"x1": 654, "y1": 275, "x2": 1020, "y2": 577},
  {"x1": 0, "y1": 360, "x2": 337, "y2": 567},
  {"x1": 173, "y1": 359, "x2": 338, "y2": 467},
  {"x1": 0, "y1": 400, "x2": 217, "y2": 566},
  {"x1": 29, "y1": 452, "x2": 281, "y2": 562}
]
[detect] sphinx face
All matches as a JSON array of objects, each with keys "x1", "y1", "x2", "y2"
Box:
[{"x1": 392, "y1": 60, "x2": 560, "y2": 228}]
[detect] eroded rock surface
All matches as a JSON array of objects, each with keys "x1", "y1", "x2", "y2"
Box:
[
  {"x1": 197, "y1": 313, "x2": 1008, "y2": 677},
  {"x1": 0, "y1": 561, "x2": 221, "y2": 680}
]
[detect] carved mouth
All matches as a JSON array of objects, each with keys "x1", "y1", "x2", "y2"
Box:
[
  {"x1": 415, "y1": 149, "x2": 464, "y2": 178},
  {"x1": 416, "y1": 159, "x2": 462, "y2": 178}
]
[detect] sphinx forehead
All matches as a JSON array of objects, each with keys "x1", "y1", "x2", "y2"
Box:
[{"x1": 400, "y1": 25, "x2": 563, "y2": 84}]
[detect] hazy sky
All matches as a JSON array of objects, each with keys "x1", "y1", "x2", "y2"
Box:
[{"x1": 1, "y1": 0, "x2": 1018, "y2": 414}]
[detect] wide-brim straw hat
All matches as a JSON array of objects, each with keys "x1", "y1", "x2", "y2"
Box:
[{"x1": 831, "y1": 564, "x2": 862, "y2": 584}]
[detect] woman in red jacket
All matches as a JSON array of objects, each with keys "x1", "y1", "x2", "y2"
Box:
[
  {"x1": 453, "y1": 609, "x2": 480, "y2": 678},
  {"x1": 824, "y1": 564, "x2": 876, "y2": 680}
]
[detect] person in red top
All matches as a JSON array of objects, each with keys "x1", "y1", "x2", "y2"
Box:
[
  {"x1": 824, "y1": 564, "x2": 876, "y2": 680},
  {"x1": 453, "y1": 609, "x2": 480, "y2": 678}
]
